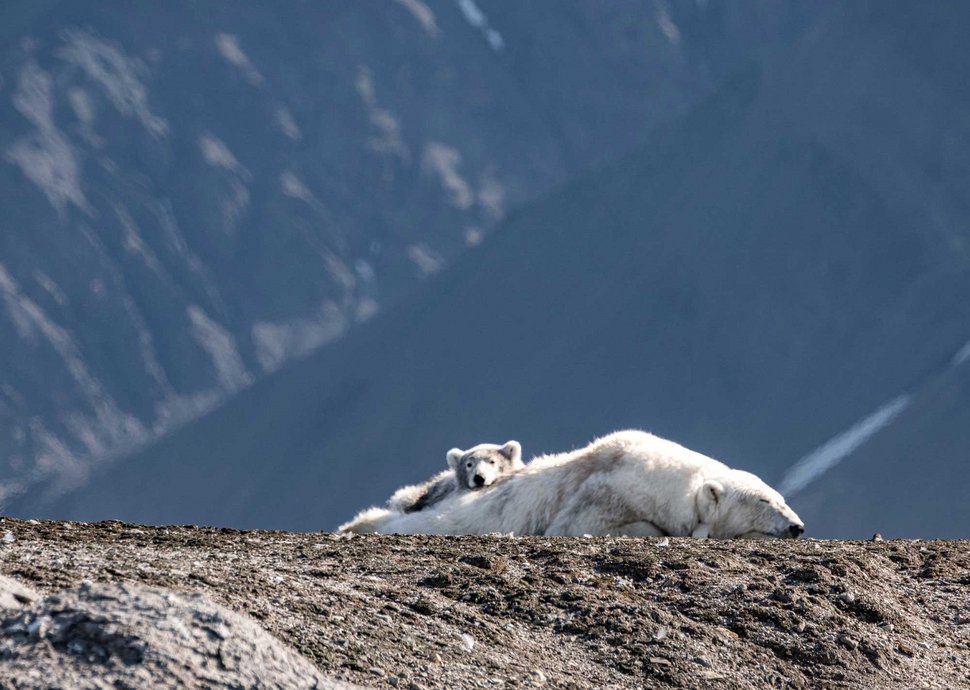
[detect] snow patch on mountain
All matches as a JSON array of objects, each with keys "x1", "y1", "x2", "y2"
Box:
[
  {"x1": 407, "y1": 244, "x2": 444, "y2": 276},
  {"x1": 198, "y1": 133, "x2": 246, "y2": 175},
  {"x1": 464, "y1": 226, "x2": 483, "y2": 246},
  {"x1": 394, "y1": 0, "x2": 439, "y2": 38},
  {"x1": 32, "y1": 272, "x2": 68, "y2": 307},
  {"x1": 0, "y1": 261, "x2": 151, "y2": 493},
  {"x1": 67, "y1": 87, "x2": 102, "y2": 147},
  {"x1": 279, "y1": 171, "x2": 310, "y2": 202},
  {"x1": 457, "y1": 0, "x2": 504, "y2": 52},
  {"x1": 150, "y1": 200, "x2": 227, "y2": 313},
  {"x1": 252, "y1": 303, "x2": 348, "y2": 373},
  {"x1": 0, "y1": 262, "x2": 106, "y2": 407},
  {"x1": 198, "y1": 133, "x2": 251, "y2": 234},
  {"x1": 58, "y1": 28, "x2": 168, "y2": 137},
  {"x1": 355, "y1": 67, "x2": 409, "y2": 163},
  {"x1": 274, "y1": 107, "x2": 301, "y2": 140},
  {"x1": 5, "y1": 61, "x2": 90, "y2": 215},
  {"x1": 654, "y1": 0, "x2": 682, "y2": 46},
  {"x1": 408, "y1": 243, "x2": 444, "y2": 276},
  {"x1": 951, "y1": 338, "x2": 970, "y2": 367},
  {"x1": 186, "y1": 306, "x2": 251, "y2": 391},
  {"x1": 23, "y1": 420, "x2": 84, "y2": 490},
  {"x1": 779, "y1": 394, "x2": 911, "y2": 496},
  {"x1": 67, "y1": 87, "x2": 94, "y2": 124},
  {"x1": 214, "y1": 33, "x2": 263, "y2": 87},
  {"x1": 477, "y1": 172, "x2": 506, "y2": 221},
  {"x1": 115, "y1": 204, "x2": 165, "y2": 276},
  {"x1": 422, "y1": 142, "x2": 472, "y2": 209}
]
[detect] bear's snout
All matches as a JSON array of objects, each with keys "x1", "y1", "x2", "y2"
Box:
[
  {"x1": 787, "y1": 523, "x2": 805, "y2": 539},
  {"x1": 473, "y1": 475, "x2": 486, "y2": 487}
]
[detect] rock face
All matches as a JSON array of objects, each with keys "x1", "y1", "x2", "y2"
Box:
[
  {"x1": 0, "y1": 574, "x2": 38, "y2": 610},
  {"x1": 2, "y1": 518, "x2": 970, "y2": 689},
  {"x1": 0, "y1": 579, "x2": 361, "y2": 689}
]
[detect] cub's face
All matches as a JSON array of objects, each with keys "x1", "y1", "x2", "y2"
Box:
[{"x1": 447, "y1": 440, "x2": 524, "y2": 490}]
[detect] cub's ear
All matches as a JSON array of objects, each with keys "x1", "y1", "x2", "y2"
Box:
[
  {"x1": 500, "y1": 440, "x2": 523, "y2": 465},
  {"x1": 447, "y1": 448, "x2": 464, "y2": 471},
  {"x1": 696, "y1": 480, "x2": 724, "y2": 522}
]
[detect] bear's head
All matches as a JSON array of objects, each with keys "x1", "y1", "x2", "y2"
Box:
[
  {"x1": 446, "y1": 441, "x2": 524, "y2": 489},
  {"x1": 695, "y1": 470, "x2": 804, "y2": 539}
]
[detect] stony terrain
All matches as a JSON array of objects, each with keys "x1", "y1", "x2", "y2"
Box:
[
  {"x1": 0, "y1": 578, "x2": 357, "y2": 689},
  {"x1": 1, "y1": 518, "x2": 969, "y2": 689}
]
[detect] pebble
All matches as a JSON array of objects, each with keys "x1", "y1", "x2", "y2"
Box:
[
  {"x1": 461, "y1": 633, "x2": 475, "y2": 652},
  {"x1": 26, "y1": 616, "x2": 51, "y2": 639},
  {"x1": 838, "y1": 592, "x2": 856, "y2": 604},
  {"x1": 837, "y1": 633, "x2": 858, "y2": 650},
  {"x1": 368, "y1": 667, "x2": 386, "y2": 677},
  {"x1": 2, "y1": 532, "x2": 14, "y2": 544},
  {"x1": 699, "y1": 671, "x2": 728, "y2": 681},
  {"x1": 210, "y1": 624, "x2": 231, "y2": 640},
  {"x1": 530, "y1": 670, "x2": 547, "y2": 684},
  {"x1": 772, "y1": 588, "x2": 794, "y2": 603}
]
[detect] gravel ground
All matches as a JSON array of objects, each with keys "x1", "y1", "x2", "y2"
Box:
[{"x1": 1, "y1": 518, "x2": 969, "y2": 689}]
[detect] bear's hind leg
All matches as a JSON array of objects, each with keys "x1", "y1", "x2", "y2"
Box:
[{"x1": 545, "y1": 480, "x2": 636, "y2": 536}]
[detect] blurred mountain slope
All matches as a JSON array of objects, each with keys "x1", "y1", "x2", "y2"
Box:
[
  {"x1": 2, "y1": 1, "x2": 757, "y2": 498},
  {"x1": 29, "y1": 3, "x2": 970, "y2": 535}
]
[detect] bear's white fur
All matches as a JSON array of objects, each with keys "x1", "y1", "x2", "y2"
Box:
[
  {"x1": 384, "y1": 440, "x2": 524, "y2": 515},
  {"x1": 341, "y1": 430, "x2": 804, "y2": 539},
  {"x1": 339, "y1": 441, "x2": 524, "y2": 532}
]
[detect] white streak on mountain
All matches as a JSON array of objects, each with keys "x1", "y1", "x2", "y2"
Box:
[
  {"x1": 779, "y1": 395, "x2": 911, "y2": 497},
  {"x1": 394, "y1": 0, "x2": 439, "y2": 38},
  {"x1": 186, "y1": 306, "x2": 251, "y2": 392},
  {"x1": 214, "y1": 33, "x2": 263, "y2": 88}
]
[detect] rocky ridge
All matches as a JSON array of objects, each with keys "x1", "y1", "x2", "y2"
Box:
[{"x1": 1, "y1": 518, "x2": 969, "y2": 689}]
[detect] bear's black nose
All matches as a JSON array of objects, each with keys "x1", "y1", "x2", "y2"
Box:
[
  {"x1": 473, "y1": 475, "x2": 485, "y2": 487},
  {"x1": 788, "y1": 524, "x2": 805, "y2": 538}
]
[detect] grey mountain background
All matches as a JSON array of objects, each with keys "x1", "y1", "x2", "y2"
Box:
[
  {"x1": 4, "y1": 2, "x2": 970, "y2": 537},
  {"x1": 1, "y1": 1, "x2": 748, "y2": 500}
]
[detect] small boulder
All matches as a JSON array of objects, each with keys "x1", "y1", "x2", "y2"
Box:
[
  {"x1": 0, "y1": 575, "x2": 38, "y2": 610},
  {"x1": 0, "y1": 580, "x2": 366, "y2": 689}
]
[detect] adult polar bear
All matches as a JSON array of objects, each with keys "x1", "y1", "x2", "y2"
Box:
[{"x1": 340, "y1": 430, "x2": 804, "y2": 539}]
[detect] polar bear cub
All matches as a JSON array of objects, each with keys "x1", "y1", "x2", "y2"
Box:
[
  {"x1": 349, "y1": 430, "x2": 804, "y2": 539},
  {"x1": 386, "y1": 440, "x2": 524, "y2": 513}
]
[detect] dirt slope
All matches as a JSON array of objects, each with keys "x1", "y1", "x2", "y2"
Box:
[{"x1": 1, "y1": 518, "x2": 969, "y2": 689}]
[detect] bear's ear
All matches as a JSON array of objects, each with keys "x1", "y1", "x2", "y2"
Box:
[
  {"x1": 696, "y1": 480, "x2": 724, "y2": 522},
  {"x1": 447, "y1": 448, "x2": 464, "y2": 471},
  {"x1": 499, "y1": 440, "x2": 522, "y2": 465}
]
